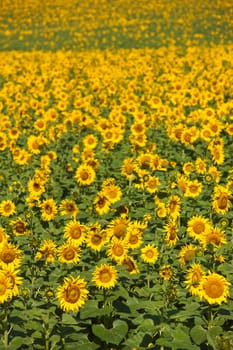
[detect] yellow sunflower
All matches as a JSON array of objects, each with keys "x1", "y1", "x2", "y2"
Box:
[
  {"x1": 178, "y1": 244, "x2": 196, "y2": 267},
  {"x1": 199, "y1": 272, "x2": 230, "y2": 305},
  {"x1": 59, "y1": 199, "x2": 79, "y2": 218},
  {"x1": 125, "y1": 229, "x2": 143, "y2": 250},
  {"x1": 0, "y1": 272, "x2": 12, "y2": 303},
  {"x1": 10, "y1": 218, "x2": 31, "y2": 236},
  {"x1": 102, "y1": 184, "x2": 122, "y2": 204},
  {"x1": 159, "y1": 265, "x2": 173, "y2": 281},
  {"x1": 94, "y1": 192, "x2": 111, "y2": 216},
  {"x1": 27, "y1": 178, "x2": 45, "y2": 198},
  {"x1": 57, "y1": 275, "x2": 89, "y2": 312},
  {"x1": 141, "y1": 244, "x2": 159, "y2": 264},
  {"x1": 64, "y1": 220, "x2": 86, "y2": 246},
  {"x1": 212, "y1": 185, "x2": 231, "y2": 214},
  {"x1": 166, "y1": 195, "x2": 181, "y2": 219},
  {"x1": 185, "y1": 263, "x2": 205, "y2": 296},
  {"x1": 107, "y1": 216, "x2": 130, "y2": 239},
  {"x1": 75, "y1": 164, "x2": 96, "y2": 186},
  {"x1": 57, "y1": 243, "x2": 81, "y2": 264},
  {"x1": 82, "y1": 134, "x2": 98, "y2": 149},
  {"x1": 86, "y1": 226, "x2": 107, "y2": 252},
  {"x1": 2, "y1": 267, "x2": 23, "y2": 298},
  {"x1": 187, "y1": 215, "x2": 211, "y2": 241},
  {"x1": 200, "y1": 227, "x2": 227, "y2": 248},
  {"x1": 0, "y1": 227, "x2": 9, "y2": 247},
  {"x1": 121, "y1": 255, "x2": 139, "y2": 274},
  {"x1": 0, "y1": 200, "x2": 16, "y2": 217},
  {"x1": 92, "y1": 264, "x2": 118, "y2": 289},
  {"x1": 164, "y1": 220, "x2": 178, "y2": 247},
  {"x1": 0, "y1": 243, "x2": 22, "y2": 269},
  {"x1": 185, "y1": 179, "x2": 202, "y2": 198},
  {"x1": 35, "y1": 239, "x2": 57, "y2": 264},
  {"x1": 40, "y1": 198, "x2": 57, "y2": 221},
  {"x1": 107, "y1": 238, "x2": 128, "y2": 263}
]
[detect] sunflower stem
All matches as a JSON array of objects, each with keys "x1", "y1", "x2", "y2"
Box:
[{"x1": 2, "y1": 305, "x2": 10, "y2": 349}]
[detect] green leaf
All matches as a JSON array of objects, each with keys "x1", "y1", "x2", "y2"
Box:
[
  {"x1": 190, "y1": 325, "x2": 207, "y2": 345},
  {"x1": 92, "y1": 319, "x2": 128, "y2": 345},
  {"x1": 80, "y1": 299, "x2": 113, "y2": 319},
  {"x1": 62, "y1": 313, "x2": 78, "y2": 325},
  {"x1": 8, "y1": 337, "x2": 33, "y2": 350},
  {"x1": 207, "y1": 326, "x2": 223, "y2": 349}
]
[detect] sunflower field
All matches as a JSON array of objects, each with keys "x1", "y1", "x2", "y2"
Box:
[{"x1": 0, "y1": 0, "x2": 233, "y2": 349}]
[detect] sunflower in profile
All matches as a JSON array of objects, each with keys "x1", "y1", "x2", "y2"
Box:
[
  {"x1": 185, "y1": 263, "x2": 205, "y2": 296},
  {"x1": 199, "y1": 272, "x2": 230, "y2": 305},
  {"x1": 164, "y1": 220, "x2": 178, "y2": 247},
  {"x1": 94, "y1": 192, "x2": 111, "y2": 216},
  {"x1": 64, "y1": 220, "x2": 86, "y2": 246},
  {"x1": 0, "y1": 227, "x2": 9, "y2": 247},
  {"x1": 141, "y1": 244, "x2": 159, "y2": 264},
  {"x1": 57, "y1": 275, "x2": 89, "y2": 312},
  {"x1": 178, "y1": 244, "x2": 196, "y2": 267},
  {"x1": 121, "y1": 255, "x2": 139, "y2": 274},
  {"x1": 92, "y1": 264, "x2": 118, "y2": 289},
  {"x1": 166, "y1": 195, "x2": 181, "y2": 220},
  {"x1": 107, "y1": 216, "x2": 130, "y2": 239},
  {"x1": 0, "y1": 271, "x2": 12, "y2": 303},
  {"x1": 35, "y1": 239, "x2": 57, "y2": 264},
  {"x1": 57, "y1": 243, "x2": 81, "y2": 264},
  {"x1": 0, "y1": 200, "x2": 16, "y2": 217},
  {"x1": 75, "y1": 164, "x2": 96, "y2": 186},
  {"x1": 0, "y1": 243, "x2": 22, "y2": 269},
  {"x1": 10, "y1": 218, "x2": 31, "y2": 236},
  {"x1": 212, "y1": 185, "x2": 231, "y2": 214},
  {"x1": 200, "y1": 226, "x2": 227, "y2": 249},
  {"x1": 121, "y1": 158, "x2": 136, "y2": 180},
  {"x1": 59, "y1": 199, "x2": 79, "y2": 218},
  {"x1": 187, "y1": 215, "x2": 211, "y2": 241},
  {"x1": 2, "y1": 267, "x2": 23, "y2": 298},
  {"x1": 40, "y1": 198, "x2": 57, "y2": 221}
]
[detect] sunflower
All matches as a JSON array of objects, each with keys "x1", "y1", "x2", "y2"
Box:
[
  {"x1": 57, "y1": 275, "x2": 89, "y2": 312},
  {"x1": 0, "y1": 243, "x2": 22, "y2": 269},
  {"x1": 57, "y1": 243, "x2": 81, "y2": 264},
  {"x1": 2, "y1": 267, "x2": 23, "y2": 297},
  {"x1": 182, "y1": 162, "x2": 194, "y2": 175},
  {"x1": 177, "y1": 174, "x2": 189, "y2": 194},
  {"x1": 121, "y1": 158, "x2": 136, "y2": 180},
  {"x1": 200, "y1": 227, "x2": 227, "y2": 248},
  {"x1": 27, "y1": 178, "x2": 45, "y2": 198},
  {"x1": 164, "y1": 220, "x2": 178, "y2": 247},
  {"x1": 94, "y1": 192, "x2": 111, "y2": 216},
  {"x1": 210, "y1": 146, "x2": 225, "y2": 165},
  {"x1": 212, "y1": 185, "x2": 231, "y2": 214},
  {"x1": 199, "y1": 272, "x2": 230, "y2": 305},
  {"x1": 195, "y1": 158, "x2": 206, "y2": 174},
  {"x1": 108, "y1": 238, "x2": 128, "y2": 263},
  {"x1": 82, "y1": 134, "x2": 98, "y2": 149},
  {"x1": 208, "y1": 166, "x2": 220, "y2": 183},
  {"x1": 64, "y1": 220, "x2": 86, "y2": 246},
  {"x1": 185, "y1": 179, "x2": 202, "y2": 198},
  {"x1": 0, "y1": 200, "x2": 16, "y2": 217},
  {"x1": 144, "y1": 176, "x2": 160, "y2": 194},
  {"x1": 92, "y1": 264, "x2": 118, "y2": 289},
  {"x1": 86, "y1": 226, "x2": 107, "y2": 252},
  {"x1": 102, "y1": 184, "x2": 122, "y2": 204},
  {"x1": 121, "y1": 255, "x2": 139, "y2": 274},
  {"x1": 159, "y1": 265, "x2": 173, "y2": 281},
  {"x1": 75, "y1": 164, "x2": 96, "y2": 186},
  {"x1": 187, "y1": 215, "x2": 211, "y2": 241},
  {"x1": 125, "y1": 229, "x2": 143, "y2": 249},
  {"x1": 185, "y1": 263, "x2": 205, "y2": 297},
  {"x1": 141, "y1": 244, "x2": 159, "y2": 264},
  {"x1": 59, "y1": 199, "x2": 79, "y2": 218},
  {"x1": 107, "y1": 216, "x2": 129, "y2": 239},
  {"x1": 0, "y1": 227, "x2": 9, "y2": 247},
  {"x1": 40, "y1": 198, "x2": 57, "y2": 221},
  {"x1": 166, "y1": 195, "x2": 181, "y2": 219},
  {"x1": 10, "y1": 218, "x2": 31, "y2": 236},
  {"x1": 35, "y1": 239, "x2": 57, "y2": 264},
  {"x1": 178, "y1": 244, "x2": 196, "y2": 267},
  {"x1": 0, "y1": 272, "x2": 12, "y2": 303}
]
